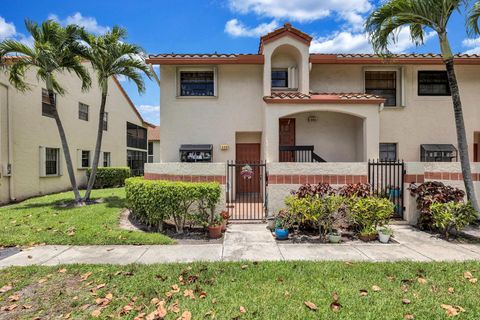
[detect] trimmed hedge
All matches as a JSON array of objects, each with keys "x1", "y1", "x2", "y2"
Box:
[
  {"x1": 125, "y1": 177, "x2": 221, "y2": 233},
  {"x1": 86, "y1": 167, "x2": 131, "y2": 189}
]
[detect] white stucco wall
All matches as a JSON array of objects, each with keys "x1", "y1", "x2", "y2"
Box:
[
  {"x1": 145, "y1": 162, "x2": 225, "y2": 176},
  {"x1": 0, "y1": 66, "x2": 147, "y2": 203},
  {"x1": 159, "y1": 65, "x2": 264, "y2": 163}
]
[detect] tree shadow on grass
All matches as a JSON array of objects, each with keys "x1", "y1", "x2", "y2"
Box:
[{"x1": 7, "y1": 196, "x2": 125, "y2": 212}]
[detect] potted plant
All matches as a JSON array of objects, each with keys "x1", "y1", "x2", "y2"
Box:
[
  {"x1": 328, "y1": 229, "x2": 342, "y2": 243},
  {"x1": 208, "y1": 215, "x2": 223, "y2": 239},
  {"x1": 358, "y1": 226, "x2": 377, "y2": 242},
  {"x1": 274, "y1": 211, "x2": 292, "y2": 240},
  {"x1": 220, "y1": 210, "x2": 230, "y2": 232},
  {"x1": 378, "y1": 227, "x2": 393, "y2": 243}
]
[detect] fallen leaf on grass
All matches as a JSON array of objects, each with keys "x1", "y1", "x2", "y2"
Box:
[
  {"x1": 304, "y1": 301, "x2": 317, "y2": 311},
  {"x1": 22, "y1": 304, "x2": 32, "y2": 309},
  {"x1": 80, "y1": 272, "x2": 92, "y2": 282},
  {"x1": 441, "y1": 304, "x2": 465, "y2": 317},
  {"x1": 0, "y1": 285, "x2": 13, "y2": 293},
  {"x1": 178, "y1": 311, "x2": 192, "y2": 320},
  {"x1": 91, "y1": 309, "x2": 102, "y2": 318},
  {"x1": 417, "y1": 277, "x2": 427, "y2": 284},
  {"x1": 38, "y1": 278, "x2": 48, "y2": 284},
  {"x1": 404, "y1": 314, "x2": 415, "y2": 319},
  {"x1": 157, "y1": 301, "x2": 167, "y2": 318},
  {"x1": 58, "y1": 268, "x2": 67, "y2": 273},
  {"x1": 199, "y1": 291, "x2": 207, "y2": 299},
  {"x1": 239, "y1": 306, "x2": 247, "y2": 313},
  {"x1": 469, "y1": 278, "x2": 478, "y2": 284},
  {"x1": 330, "y1": 292, "x2": 341, "y2": 312},
  {"x1": 171, "y1": 284, "x2": 180, "y2": 293},
  {"x1": 402, "y1": 299, "x2": 411, "y2": 305},
  {"x1": 0, "y1": 304, "x2": 18, "y2": 311},
  {"x1": 448, "y1": 287, "x2": 455, "y2": 294},
  {"x1": 8, "y1": 294, "x2": 21, "y2": 302},
  {"x1": 464, "y1": 271, "x2": 473, "y2": 279},
  {"x1": 359, "y1": 289, "x2": 368, "y2": 297},
  {"x1": 121, "y1": 304, "x2": 134, "y2": 315},
  {"x1": 134, "y1": 313, "x2": 146, "y2": 320},
  {"x1": 168, "y1": 301, "x2": 180, "y2": 313},
  {"x1": 241, "y1": 265, "x2": 248, "y2": 270},
  {"x1": 183, "y1": 289, "x2": 195, "y2": 299},
  {"x1": 150, "y1": 298, "x2": 160, "y2": 305},
  {"x1": 372, "y1": 285, "x2": 381, "y2": 292}
]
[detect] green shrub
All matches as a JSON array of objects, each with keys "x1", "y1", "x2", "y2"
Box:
[
  {"x1": 430, "y1": 201, "x2": 477, "y2": 240},
  {"x1": 86, "y1": 167, "x2": 131, "y2": 188},
  {"x1": 125, "y1": 178, "x2": 221, "y2": 234},
  {"x1": 350, "y1": 197, "x2": 395, "y2": 231}
]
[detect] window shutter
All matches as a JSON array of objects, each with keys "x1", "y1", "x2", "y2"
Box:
[
  {"x1": 100, "y1": 151, "x2": 104, "y2": 167},
  {"x1": 39, "y1": 147, "x2": 46, "y2": 177},
  {"x1": 58, "y1": 149, "x2": 63, "y2": 176},
  {"x1": 77, "y1": 149, "x2": 82, "y2": 169}
]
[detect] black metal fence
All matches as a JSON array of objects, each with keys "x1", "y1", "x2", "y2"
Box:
[
  {"x1": 368, "y1": 159, "x2": 405, "y2": 218},
  {"x1": 226, "y1": 161, "x2": 268, "y2": 221}
]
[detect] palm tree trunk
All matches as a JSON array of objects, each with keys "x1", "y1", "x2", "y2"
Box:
[
  {"x1": 48, "y1": 88, "x2": 82, "y2": 203},
  {"x1": 444, "y1": 59, "x2": 479, "y2": 212},
  {"x1": 84, "y1": 84, "x2": 108, "y2": 201}
]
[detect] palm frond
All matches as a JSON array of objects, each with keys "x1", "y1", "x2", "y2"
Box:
[{"x1": 467, "y1": 1, "x2": 480, "y2": 35}]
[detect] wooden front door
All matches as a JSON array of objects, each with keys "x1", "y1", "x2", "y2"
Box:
[
  {"x1": 475, "y1": 143, "x2": 479, "y2": 162},
  {"x1": 235, "y1": 143, "x2": 261, "y2": 193},
  {"x1": 279, "y1": 118, "x2": 295, "y2": 162}
]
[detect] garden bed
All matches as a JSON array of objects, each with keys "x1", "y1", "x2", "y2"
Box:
[{"x1": 271, "y1": 229, "x2": 399, "y2": 244}]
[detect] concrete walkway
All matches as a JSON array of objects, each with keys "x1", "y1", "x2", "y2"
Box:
[{"x1": 1, "y1": 225, "x2": 480, "y2": 267}]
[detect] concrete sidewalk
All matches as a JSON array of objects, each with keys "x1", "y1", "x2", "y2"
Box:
[{"x1": 1, "y1": 225, "x2": 480, "y2": 267}]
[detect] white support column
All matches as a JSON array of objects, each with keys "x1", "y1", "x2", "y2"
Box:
[
  {"x1": 264, "y1": 107, "x2": 279, "y2": 162},
  {"x1": 363, "y1": 112, "x2": 380, "y2": 161}
]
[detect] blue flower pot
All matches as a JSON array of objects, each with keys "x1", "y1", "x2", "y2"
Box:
[{"x1": 275, "y1": 228, "x2": 289, "y2": 240}]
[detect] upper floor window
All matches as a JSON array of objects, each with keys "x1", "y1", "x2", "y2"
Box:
[
  {"x1": 79, "y1": 103, "x2": 89, "y2": 121},
  {"x1": 127, "y1": 122, "x2": 147, "y2": 150},
  {"x1": 179, "y1": 71, "x2": 214, "y2": 96},
  {"x1": 42, "y1": 88, "x2": 56, "y2": 118},
  {"x1": 272, "y1": 69, "x2": 288, "y2": 88},
  {"x1": 103, "y1": 112, "x2": 108, "y2": 131},
  {"x1": 418, "y1": 71, "x2": 451, "y2": 96},
  {"x1": 365, "y1": 71, "x2": 397, "y2": 107}
]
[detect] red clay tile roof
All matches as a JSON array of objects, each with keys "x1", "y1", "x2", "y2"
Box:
[
  {"x1": 148, "y1": 126, "x2": 160, "y2": 141},
  {"x1": 264, "y1": 91, "x2": 386, "y2": 104},
  {"x1": 259, "y1": 23, "x2": 312, "y2": 53},
  {"x1": 146, "y1": 54, "x2": 263, "y2": 65}
]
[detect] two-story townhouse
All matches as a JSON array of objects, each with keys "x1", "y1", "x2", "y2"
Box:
[
  {"x1": 0, "y1": 63, "x2": 151, "y2": 204},
  {"x1": 148, "y1": 23, "x2": 480, "y2": 165}
]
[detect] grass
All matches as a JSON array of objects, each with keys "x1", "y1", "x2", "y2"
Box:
[
  {"x1": 0, "y1": 188, "x2": 174, "y2": 246},
  {"x1": 1, "y1": 262, "x2": 480, "y2": 319}
]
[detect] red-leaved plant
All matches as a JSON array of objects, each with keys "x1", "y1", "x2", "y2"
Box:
[
  {"x1": 338, "y1": 183, "x2": 372, "y2": 198},
  {"x1": 409, "y1": 181, "x2": 465, "y2": 230},
  {"x1": 293, "y1": 183, "x2": 336, "y2": 198}
]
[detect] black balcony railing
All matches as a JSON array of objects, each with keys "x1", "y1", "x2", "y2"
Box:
[{"x1": 279, "y1": 145, "x2": 326, "y2": 163}]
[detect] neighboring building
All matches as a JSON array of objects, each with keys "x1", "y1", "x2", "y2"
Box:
[
  {"x1": 147, "y1": 126, "x2": 161, "y2": 163},
  {"x1": 0, "y1": 63, "x2": 150, "y2": 204},
  {"x1": 147, "y1": 23, "x2": 480, "y2": 165}
]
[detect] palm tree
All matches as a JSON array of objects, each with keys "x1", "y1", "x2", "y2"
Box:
[
  {"x1": 366, "y1": 0, "x2": 479, "y2": 212},
  {"x1": 80, "y1": 26, "x2": 151, "y2": 201},
  {"x1": 0, "y1": 20, "x2": 91, "y2": 203}
]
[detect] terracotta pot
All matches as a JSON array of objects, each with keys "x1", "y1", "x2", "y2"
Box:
[
  {"x1": 221, "y1": 220, "x2": 227, "y2": 232},
  {"x1": 208, "y1": 225, "x2": 223, "y2": 239},
  {"x1": 358, "y1": 233, "x2": 377, "y2": 242}
]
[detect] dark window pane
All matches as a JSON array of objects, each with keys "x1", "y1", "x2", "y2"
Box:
[
  {"x1": 418, "y1": 71, "x2": 451, "y2": 96},
  {"x1": 103, "y1": 152, "x2": 110, "y2": 167},
  {"x1": 45, "y1": 148, "x2": 59, "y2": 175},
  {"x1": 42, "y1": 89, "x2": 56, "y2": 118},
  {"x1": 127, "y1": 122, "x2": 147, "y2": 150},
  {"x1": 79, "y1": 103, "x2": 89, "y2": 121},
  {"x1": 271, "y1": 70, "x2": 288, "y2": 88},
  {"x1": 365, "y1": 71, "x2": 397, "y2": 106},
  {"x1": 379, "y1": 143, "x2": 397, "y2": 161},
  {"x1": 180, "y1": 71, "x2": 214, "y2": 96},
  {"x1": 82, "y1": 150, "x2": 90, "y2": 168}
]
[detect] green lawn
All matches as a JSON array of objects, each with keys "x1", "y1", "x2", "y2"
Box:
[
  {"x1": 1, "y1": 262, "x2": 480, "y2": 319},
  {"x1": 0, "y1": 188, "x2": 173, "y2": 246}
]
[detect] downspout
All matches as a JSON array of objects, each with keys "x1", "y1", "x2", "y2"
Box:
[{"x1": 0, "y1": 81, "x2": 15, "y2": 201}]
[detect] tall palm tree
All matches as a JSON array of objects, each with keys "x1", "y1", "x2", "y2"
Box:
[
  {"x1": 0, "y1": 20, "x2": 91, "y2": 203},
  {"x1": 366, "y1": 0, "x2": 479, "y2": 212},
  {"x1": 80, "y1": 26, "x2": 151, "y2": 201}
]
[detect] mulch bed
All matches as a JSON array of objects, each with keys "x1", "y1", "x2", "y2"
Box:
[{"x1": 272, "y1": 228, "x2": 398, "y2": 244}]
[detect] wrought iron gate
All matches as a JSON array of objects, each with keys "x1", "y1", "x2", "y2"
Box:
[
  {"x1": 368, "y1": 160, "x2": 405, "y2": 218},
  {"x1": 226, "y1": 161, "x2": 268, "y2": 221}
]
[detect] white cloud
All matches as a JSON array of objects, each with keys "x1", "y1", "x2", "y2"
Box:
[
  {"x1": 228, "y1": 0, "x2": 372, "y2": 23},
  {"x1": 48, "y1": 12, "x2": 109, "y2": 34},
  {"x1": 225, "y1": 19, "x2": 278, "y2": 37},
  {"x1": 0, "y1": 17, "x2": 16, "y2": 40},
  {"x1": 310, "y1": 28, "x2": 436, "y2": 54},
  {"x1": 137, "y1": 104, "x2": 160, "y2": 124},
  {"x1": 462, "y1": 37, "x2": 480, "y2": 54}
]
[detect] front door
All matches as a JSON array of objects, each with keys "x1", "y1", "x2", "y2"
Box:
[
  {"x1": 235, "y1": 143, "x2": 261, "y2": 193},
  {"x1": 279, "y1": 118, "x2": 295, "y2": 162}
]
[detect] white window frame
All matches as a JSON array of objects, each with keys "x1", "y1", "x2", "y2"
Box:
[
  {"x1": 103, "y1": 151, "x2": 111, "y2": 167},
  {"x1": 176, "y1": 66, "x2": 218, "y2": 98},
  {"x1": 363, "y1": 66, "x2": 404, "y2": 108},
  {"x1": 39, "y1": 147, "x2": 62, "y2": 177}
]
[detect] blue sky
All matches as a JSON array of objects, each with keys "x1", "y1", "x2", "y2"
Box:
[{"x1": 2, "y1": 0, "x2": 480, "y2": 125}]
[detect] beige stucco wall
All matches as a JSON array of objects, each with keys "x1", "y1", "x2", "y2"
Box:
[
  {"x1": 311, "y1": 64, "x2": 480, "y2": 162},
  {"x1": 0, "y1": 66, "x2": 147, "y2": 203},
  {"x1": 159, "y1": 64, "x2": 264, "y2": 163},
  {"x1": 0, "y1": 84, "x2": 10, "y2": 203},
  {"x1": 149, "y1": 140, "x2": 161, "y2": 163}
]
